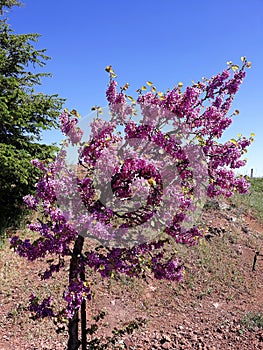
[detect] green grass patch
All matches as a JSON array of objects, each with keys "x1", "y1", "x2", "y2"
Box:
[
  {"x1": 230, "y1": 177, "x2": 263, "y2": 222},
  {"x1": 241, "y1": 312, "x2": 263, "y2": 330}
]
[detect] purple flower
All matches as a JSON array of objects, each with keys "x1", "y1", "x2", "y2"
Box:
[{"x1": 29, "y1": 294, "x2": 54, "y2": 319}]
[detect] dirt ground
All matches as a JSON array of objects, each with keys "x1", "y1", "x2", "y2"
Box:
[{"x1": 0, "y1": 200, "x2": 263, "y2": 349}]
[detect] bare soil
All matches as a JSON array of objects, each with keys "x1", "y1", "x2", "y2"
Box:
[{"x1": 0, "y1": 200, "x2": 263, "y2": 349}]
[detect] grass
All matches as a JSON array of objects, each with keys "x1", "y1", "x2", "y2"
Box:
[
  {"x1": 230, "y1": 177, "x2": 263, "y2": 222},
  {"x1": 168, "y1": 177, "x2": 263, "y2": 300},
  {"x1": 180, "y1": 234, "x2": 248, "y2": 294},
  {"x1": 0, "y1": 207, "x2": 31, "y2": 249},
  {"x1": 241, "y1": 312, "x2": 263, "y2": 330}
]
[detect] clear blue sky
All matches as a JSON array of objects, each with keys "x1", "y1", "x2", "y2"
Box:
[{"x1": 6, "y1": 0, "x2": 263, "y2": 176}]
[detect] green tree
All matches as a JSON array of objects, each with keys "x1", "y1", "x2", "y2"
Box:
[
  {"x1": 0, "y1": 1, "x2": 65, "y2": 232},
  {"x1": 0, "y1": 0, "x2": 21, "y2": 15}
]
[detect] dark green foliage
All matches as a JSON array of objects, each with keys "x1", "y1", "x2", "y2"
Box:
[
  {"x1": 0, "y1": 2, "x2": 65, "y2": 232},
  {"x1": 0, "y1": 1, "x2": 21, "y2": 15}
]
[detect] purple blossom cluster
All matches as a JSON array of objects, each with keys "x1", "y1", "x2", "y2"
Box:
[
  {"x1": 84, "y1": 240, "x2": 168, "y2": 278},
  {"x1": 29, "y1": 294, "x2": 54, "y2": 319},
  {"x1": 63, "y1": 274, "x2": 91, "y2": 319},
  {"x1": 23, "y1": 194, "x2": 39, "y2": 210},
  {"x1": 151, "y1": 255, "x2": 184, "y2": 282},
  {"x1": 106, "y1": 79, "x2": 133, "y2": 124},
  {"x1": 40, "y1": 258, "x2": 65, "y2": 280},
  {"x1": 10, "y1": 59, "x2": 253, "y2": 321},
  {"x1": 59, "y1": 110, "x2": 83, "y2": 145},
  {"x1": 79, "y1": 119, "x2": 120, "y2": 167}
]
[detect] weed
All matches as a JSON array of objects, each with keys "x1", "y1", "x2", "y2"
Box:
[
  {"x1": 241, "y1": 312, "x2": 263, "y2": 330},
  {"x1": 197, "y1": 286, "x2": 213, "y2": 300}
]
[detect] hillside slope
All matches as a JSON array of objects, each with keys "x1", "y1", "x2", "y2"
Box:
[{"x1": 0, "y1": 197, "x2": 262, "y2": 349}]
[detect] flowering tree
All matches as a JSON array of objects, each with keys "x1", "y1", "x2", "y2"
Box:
[{"x1": 10, "y1": 58, "x2": 253, "y2": 349}]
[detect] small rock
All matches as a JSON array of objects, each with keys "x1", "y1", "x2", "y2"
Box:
[
  {"x1": 219, "y1": 202, "x2": 229, "y2": 210},
  {"x1": 191, "y1": 333, "x2": 198, "y2": 342},
  {"x1": 124, "y1": 338, "x2": 133, "y2": 348},
  {"x1": 161, "y1": 342, "x2": 171, "y2": 349},
  {"x1": 236, "y1": 245, "x2": 243, "y2": 255},
  {"x1": 162, "y1": 334, "x2": 172, "y2": 342}
]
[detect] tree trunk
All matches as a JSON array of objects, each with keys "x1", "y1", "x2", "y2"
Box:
[
  {"x1": 80, "y1": 269, "x2": 87, "y2": 350},
  {"x1": 67, "y1": 235, "x2": 84, "y2": 350}
]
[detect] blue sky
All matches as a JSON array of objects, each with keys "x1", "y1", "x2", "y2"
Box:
[{"x1": 6, "y1": 0, "x2": 263, "y2": 176}]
